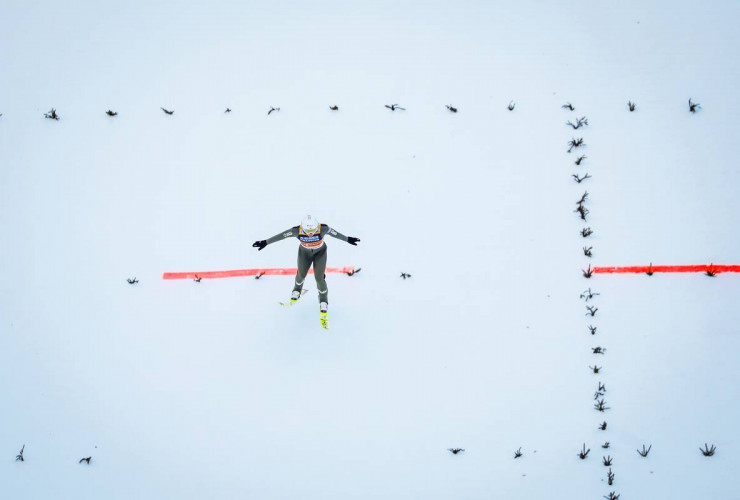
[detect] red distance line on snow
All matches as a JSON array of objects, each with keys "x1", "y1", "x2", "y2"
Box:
[
  {"x1": 162, "y1": 266, "x2": 355, "y2": 280},
  {"x1": 594, "y1": 264, "x2": 740, "y2": 275}
]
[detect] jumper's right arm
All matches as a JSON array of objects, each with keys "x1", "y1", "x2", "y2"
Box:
[{"x1": 253, "y1": 226, "x2": 299, "y2": 251}]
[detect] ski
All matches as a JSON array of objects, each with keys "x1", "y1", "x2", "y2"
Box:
[{"x1": 278, "y1": 289, "x2": 308, "y2": 306}]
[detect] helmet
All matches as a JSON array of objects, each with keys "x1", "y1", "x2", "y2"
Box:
[{"x1": 300, "y1": 215, "x2": 319, "y2": 235}]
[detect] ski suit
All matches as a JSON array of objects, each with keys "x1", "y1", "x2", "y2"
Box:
[{"x1": 265, "y1": 224, "x2": 349, "y2": 304}]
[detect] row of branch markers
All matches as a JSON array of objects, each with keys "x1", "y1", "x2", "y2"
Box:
[
  {"x1": 0, "y1": 99, "x2": 704, "y2": 121},
  {"x1": 563, "y1": 104, "x2": 622, "y2": 500}
]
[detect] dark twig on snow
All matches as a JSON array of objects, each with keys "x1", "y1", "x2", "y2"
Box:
[
  {"x1": 160, "y1": 107, "x2": 174, "y2": 115},
  {"x1": 567, "y1": 137, "x2": 585, "y2": 153},
  {"x1": 507, "y1": 101, "x2": 516, "y2": 111},
  {"x1": 590, "y1": 365, "x2": 602, "y2": 374},
  {"x1": 581, "y1": 227, "x2": 593, "y2": 238},
  {"x1": 583, "y1": 246, "x2": 593, "y2": 257},
  {"x1": 575, "y1": 204, "x2": 589, "y2": 221},
  {"x1": 106, "y1": 110, "x2": 118, "y2": 116},
  {"x1": 268, "y1": 107, "x2": 280, "y2": 115},
  {"x1": 628, "y1": 101, "x2": 636, "y2": 112},
  {"x1": 44, "y1": 108, "x2": 60, "y2": 120},
  {"x1": 16, "y1": 445, "x2": 25, "y2": 462},
  {"x1": 445, "y1": 105, "x2": 458, "y2": 113},
  {"x1": 599, "y1": 382, "x2": 606, "y2": 392},
  {"x1": 514, "y1": 447, "x2": 523, "y2": 458},
  {"x1": 578, "y1": 443, "x2": 590, "y2": 459},
  {"x1": 585, "y1": 305, "x2": 598, "y2": 317},
  {"x1": 346, "y1": 268, "x2": 362, "y2": 276},
  {"x1": 575, "y1": 155, "x2": 587, "y2": 165},
  {"x1": 385, "y1": 104, "x2": 405, "y2": 111},
  {"x1": 566, "y1": 116, "x2": 588, "y2": 129},
  {"x1": 79, "y1": 457, "x2": 92, "y2": 464},
  {"x1": 594, "y1": 399, "x2": 610, "y2": 412},
  {"x1": 400, "y1": 272, "x2": 412, "y2": 279},
  {"x1": 592, "y1": 346, "x2": 606, "y2": 354},
  {"x1": 572, "y1": 173, "x2": 591, "y2": 183},
  {"x1": 580, "y1": 288, "x2": 600, "y2": 301},
  {"x1": 603, "y1": 442, "x2": 611, "y2": 449},
  {"x1": 599, "y1": 421, "x2": 608, "y2": 431},
  {"x1": 604, "y1": 491, "x2": 620, "y2": 500},
  {"x1": 607, "y1": 467, "x2": 615, "y2": 484},
  {"x1": 588, "y1": 325, "x2": 598, "y2": 335},
  {"x1": 603, "y1": 455, "x2": 613, "y2": 466},
  {"x1": 583, "y1": 264, "x2": 593, "y2": 278},
  {"x1": 700, "y1": 443, "x2": 716, "y2": 456},
  {"x1": 448, "y1": 448, "x2": 464, "y2": 455},
  {"x1": 577, "y1": 191, "x2": 589, "y2": 205},
  {"x1": 329, "y1": 105, "x2": 339, "y2": 111},
  {"x1": 688, "y1": 98, "x2": 701, "y2": 113},
  {"x1": 126, "y1": 278, "x2": 138, "y2": 284},
  {"x1": 637, "y1": 444, "x2": 652, "y2": 457},
  {"x1": 562, "y1": 102, "x2": 575, "y2": 111}
]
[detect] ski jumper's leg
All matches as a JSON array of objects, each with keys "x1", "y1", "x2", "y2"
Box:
[
  {"x1": 293, "y1": 247, "x2": 312, "y2": 294},
  {"x1": 313, "y1": 245, "x2": 328, "y2": 303}
]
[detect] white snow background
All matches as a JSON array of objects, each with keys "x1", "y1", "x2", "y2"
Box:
[{"x1": 1, "y1": 0, "x2": 740, "y2": 498}]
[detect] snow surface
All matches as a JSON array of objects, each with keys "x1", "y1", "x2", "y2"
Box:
[{"x1": 1, "y1": 0, "x2": 740, "y2": 498}]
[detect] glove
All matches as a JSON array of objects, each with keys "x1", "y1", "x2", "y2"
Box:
[
  {"x1": 252, "y1": 240, "x2": 267, "y2": 251},
  {"x1": 347, "y1": 236, "x2": 360, "y2": 246}
]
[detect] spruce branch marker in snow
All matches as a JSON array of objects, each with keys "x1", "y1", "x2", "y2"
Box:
[
  {"x1": 575, "y1": 204, "x2": 589, "y2": 221},
  {"x1": 448, "y1": 448, "x2": 464, "y2": 455},
  {"x1": 160, "y1": 107, "x2": 174, "y2": 115},
  {"x1": 345, "y1": 268, "x2": 361, "y2": 276},
  {"x1": 572, "y1": 173, "x2": 591, "y2": 183},
  {"x1": 603, "y1": 442, "x2": 610, "y2": 449},
  {"x1": 603, "y1": 455, "x2": 613, "y2": 466},
  {"x1": 585, "y1": 305, "x2": 598, "y2": 316},
  {"x1": 445, "y1": 105, "x2": 458, "y2": 113},
  {"x1": 700, "y1": 443, "x2": 716, "y2": 456},
  {"x1": 577, "y1": 191, "x2": 589, "y2": 205},
  {"x1": 126, "y1": 278, "x2": 139, "y2": 284},
  {"x1": 594, "y1": 399, "x2": 610, "y2": 412},
  {"x1": 329, "y1": 105, "x2": 339, "y2": 111},
  {"x1": 385, "y1": 104, "x2": 405, "y2": 111},
  {"x1": 578, "y1": 443, "x2": 590, "y2": 459},
  {"x1": 225, "y1": 108, "x2": 232, "y2": 113},
  {"x1": 628, "y1": 101, "x2": 636, "y2": 112},
  {"x1": 581, "y1": 227, "x2": 593, "y2": 238},
  {"x1": 106, "y1": 110, "x2": 118, "y2": 116},
  {"x1": 193, "y1": 275, "x2": 202, "y2": 282},
  {"x1": 16, "y1": 445, "x2": 25, "y2": 461},
  {"x1": 590, "y1": 365, "x2": 602, "y2": 374},
  {"x1": 268, "y1": 107, "x2": 280, "y2": 115},
  {"x1": 255, "y1": 272, "x2": 265, "y2": 280},
  {"x1": 637, "y1": 444, "x2": 652, "y2": 457},
  {"x1": 582, "y1": 264, "x2": 593, "y2": 278},
  {"x1": 561, "y1": 102, "x2": 575, "y2": 111},
  {"x1": 400, "y1": 272, "x2": 412, "y2": 279},
  {"x1": 44, "y1": 108, "x2": 60, "y2": 120},
  {"x1": 588, "y1": 325, "x2": 597, "y2": 335},
  {"x1": 580, "y1": 288, "x2": 600, "y2": 301},
  {"x1": 607, "y1": 467, "x2": 615, "y2": 484},
  {"x1": 507, "y1": 101, "x2": 516, "y2": 111},
  {"x1": 567, "y1": 137, "x2": 585, "y2": 153},
  {"x1": 599, "y1": 421, "x2": 608, "y2": 431},
  {"x1": 566, "y1": 117, "x2": 588, "y2": 129},
  {"x1": 575, "y1": 154, "x2": 587, "y2": 165},
  {"x1": 705, "y1": 264, "x2": 717, "y2": 277},
  {"x1": 514, "y1": 447, "x2": 523, "y2": 458},
  {"x1": 604, "y1": 492, "x2": 620, "y2": 500},
  {"x1": 592, "y1": 346, "x2": 605, "y2": 354},
  {"x1": 688, "y1": 98, "x2": 701, "y2": 113},
  {"x1": 583, "y1": 246, "x2": 593, "y2": 257},
  {"x1": 79, "y1": 457, "x2": 92, "y2": 464},
  {"x1": 646, "y1": 263, "x2": 654, "y2": 276}
]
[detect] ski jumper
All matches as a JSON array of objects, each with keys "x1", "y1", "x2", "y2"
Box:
[{"x1": 265, "y1": 224, "x2": 349, "y2": 304}]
